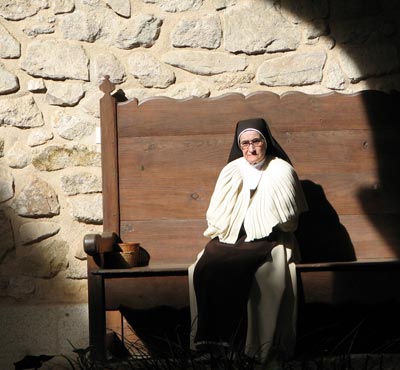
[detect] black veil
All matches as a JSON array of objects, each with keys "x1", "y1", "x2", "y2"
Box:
[{"x1": 227, "y1": 118, "x2": 291, "y2": 164}]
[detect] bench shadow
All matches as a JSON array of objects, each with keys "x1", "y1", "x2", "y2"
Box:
[
  {"x1": 296, "y1": 300, "x2": 400, "y2": 358},
  {"x1": 119, "y1": 304, "x2": 191, "y2": 358}
]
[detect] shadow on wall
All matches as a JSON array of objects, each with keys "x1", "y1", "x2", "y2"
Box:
[
  {"x1": 273, "y1": 1, "x2": 400, "y2": 347},
  {"x1": 0, "y1": 208, "x2": 15, "y2": 269},
  {"x1": 0, "y1": 144, "x2": 14, "y2": 267},
  {"x1": 272, "y1": 0, "x2": 400, "y2": 261}
]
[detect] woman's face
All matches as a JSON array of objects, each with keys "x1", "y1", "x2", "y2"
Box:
[{"x1": 239, "y1": 130, "x2": 266, "y2": 165}]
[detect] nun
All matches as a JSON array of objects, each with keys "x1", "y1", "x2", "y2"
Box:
[{"x1": 188, "y1": 118, "x2": 308, "y2": 363}]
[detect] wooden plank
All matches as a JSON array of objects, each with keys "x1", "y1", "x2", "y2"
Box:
[
  {"x1": 340, "y1": 214, "x2": 400, "y2": 259},
  {"x1": 116, "y1": 127, "x2": 400, "y2": 220},
  {"x1": 297, "y1": 259, "x2": 400, "y2": 271},
  {"x1": 93, "y1": 263, "x2": 191, "y2": 277},
  {"x1": 87, "y1": 257, "x2": 107, "y2": 359},
  {"x1": 100, "y1": 79, "x2": 120, "y2": 234},
  {"x1": 118, "y1": 135, "x2": 224, "y2": 220},
  {"x1": 297, "y1": 213, "x2": 400, "y2": 262},
  {"x1": 118, "y1": 171, "x2": 400, "y2": 220},
  {"x1": 117, "y1": 91, "x2": 400, "y2": 137},
  {"x1": 101, "y1": 267, "x2": 400, "y2": 309},
  {"x1": 118, "y1": 94, "x2": 270, "y2": 137},
  {"x1": 118, "y1": 135, "x2": 229, "y2": 175},
  {"x1": 93, "y1": 259, "x2": 400, "y2": 277},
  {"x1": 272, "y1": 90, "x2": 400, "y2": 129},
  {"x1": 118, "y1": 131, "x2": 380, "y2": 176},
  {"x1": 118, "y1": 129, "x2": 399, "y2": 175},
  {"x1": 117, "y1": 128, "x2": 400, "y2": 176},
  {"x1": 280, "y1": 129, "x2": 400, "y2": 174},
  {"x1": 104, "y1": 276, "x2": 189, "y2": 310},
  {"x1": 119, "y1": 212, "x2": 400, "y2": 264},
  {"x1": 300, "y1": 173, "x2": 400, "y2": 216},
  {"x1": 120, "y1": 219, "x2": 207, "y2": 263},
  {"x1": 299, "y1": 269, "x2": 400, "y2": 304},
  {"x1": 98, "y1": 262, "x2": 400, "y2": 309}
]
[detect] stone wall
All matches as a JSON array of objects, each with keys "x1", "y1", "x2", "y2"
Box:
[{"x1": 1, "y1": 0, "x2": 400, "y2": 366}]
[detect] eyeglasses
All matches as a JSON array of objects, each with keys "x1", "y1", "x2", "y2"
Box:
[{"x1": 239, "y1": 138, "x2": 264, "y2": 150}]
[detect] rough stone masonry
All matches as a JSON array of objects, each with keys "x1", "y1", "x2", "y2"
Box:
[{"x1": 0, "y1": 0, "x2": 399, "y2": 367}]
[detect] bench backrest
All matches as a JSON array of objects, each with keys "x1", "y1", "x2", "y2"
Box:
[{"x1": 100, "y1": 78, "x2": 400, "y2": 265}]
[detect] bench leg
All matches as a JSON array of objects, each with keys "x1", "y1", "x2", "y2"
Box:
[{"x1": 87, "y1": 257, "x2": 107, "y2": 361}]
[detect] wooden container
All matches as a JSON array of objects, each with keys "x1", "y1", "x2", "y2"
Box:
[
  {"x1": 118, "y1": 242, "x2": 140, "y2": 253},
  {"x1": 104, "y1": 243, "x2": 140, "y2": 268}
]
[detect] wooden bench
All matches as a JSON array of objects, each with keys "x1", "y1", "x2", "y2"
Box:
[{"x1": 84, "y1": 77, "x2": 400, "y2": 359}]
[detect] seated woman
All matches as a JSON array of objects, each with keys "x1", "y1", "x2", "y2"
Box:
[{"x1": 188, "y1": 118, "x2": 308, "y2": 363}]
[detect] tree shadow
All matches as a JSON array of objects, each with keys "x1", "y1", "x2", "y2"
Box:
[
  {"x1": 270, "y1": 0, "x2": 400, "y2": 358},
  {"x1": 359, "y1": 91, "x2": 400, "y2": 258},
  {"x1": 267, "y1": 0, "x2": 400, "y2": 262},
  {"x1": 273, "y1": 1, "x2": 400, "y2": 318}
]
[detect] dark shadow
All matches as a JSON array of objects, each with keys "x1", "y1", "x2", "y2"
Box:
[
  {"x1": 360, "y1": 91, "x2": 400, "y2": 258},
  {"x1": 252, "y1": 0, "x2": 400, "y2": 264},
  {"x1": 268, "y1": 2, "x2": 400, "y2": 360},
  {"x1": 270, "y1": 3, "x2": 400, "y2": 334},
  {"x1": 294, "y1": 181, "x2": 350, "y2": 353},
  {"x1": 296, "y1": 180, "x2": 355, "y2": 263},
  {"x1": 296, "y1": 301, "x2": 400, "y2": 358},
  {"x1": 102, "y1": 245, "x2": 150, "y2": 269},
  {"x1": 112, "y1": 88, "x2": 128, "y2": 102},
  {"x1": 119, "y1": 305, "x2": 191, "y2": 357}
]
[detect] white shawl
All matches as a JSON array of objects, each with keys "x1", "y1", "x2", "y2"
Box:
[{"x1": 204, "y1": 156, "x2": 308, "y2": 243}]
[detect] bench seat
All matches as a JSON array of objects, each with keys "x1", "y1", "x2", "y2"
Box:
[{"x1": 91, "y1": 259, "x2": 400, "y2": 277}]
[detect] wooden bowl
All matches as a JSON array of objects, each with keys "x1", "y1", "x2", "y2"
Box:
[
  {"x1": 103, "y1": 243, "x2": 141, "y2": 268},
  {"x1": 118, "y1": 242, "x2": 140, "y2": 253}
]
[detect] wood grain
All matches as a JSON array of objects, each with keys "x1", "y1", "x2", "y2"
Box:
[
  {"x1": 97, "y1": 87, "x2": 400, "y2": 310},
  {"x1": 100, "y1": 90, "x2": 400, "y2": 270}
]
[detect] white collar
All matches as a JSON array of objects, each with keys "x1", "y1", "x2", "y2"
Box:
[{"x1": 239, "y1": 157, "x2": 266, "y2": 190}]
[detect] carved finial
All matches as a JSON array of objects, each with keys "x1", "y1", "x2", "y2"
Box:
[{"x1": 99, "y1": 75, "x2": 115, "y2": 95}]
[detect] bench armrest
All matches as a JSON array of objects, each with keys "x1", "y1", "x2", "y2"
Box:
[{"x1": 83, "y1": 232, "x2": 122, "y2": 256}]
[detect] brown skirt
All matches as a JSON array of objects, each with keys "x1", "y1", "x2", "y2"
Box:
[{"x1": 193, "y1": 233, "x2": 278, "y2": 348}]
